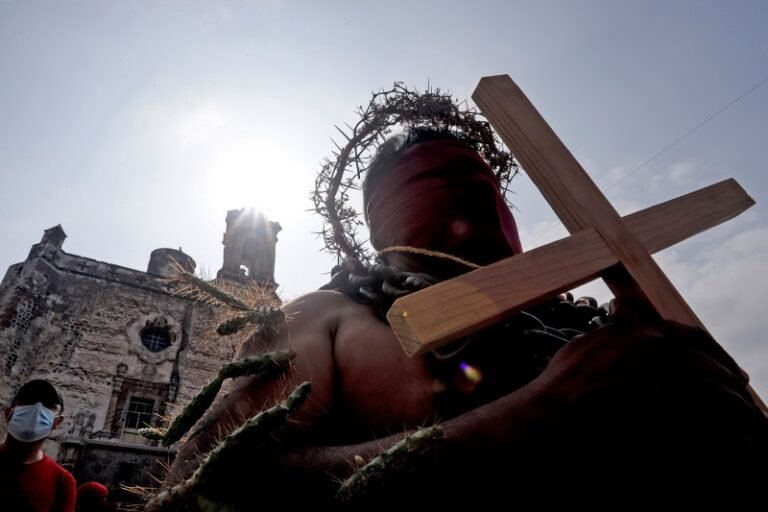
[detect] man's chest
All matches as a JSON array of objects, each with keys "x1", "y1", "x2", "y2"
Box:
[
  {"x1": 334, "y1": 307, "x2": 569, "y2": 433},
  {"x1": 333, "y1": 314, "x2": 440, "y2": 432}
]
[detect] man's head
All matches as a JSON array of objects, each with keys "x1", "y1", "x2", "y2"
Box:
[
  {"x1": 363, "y1": 128, "x2": 522, "y2": 269},
  {"x1": 4, "y1": 379, "x2": 64, "y2": 443}
]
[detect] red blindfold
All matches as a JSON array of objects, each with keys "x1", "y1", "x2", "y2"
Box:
[{"x1": 365, "y1": 139, "x2": 522, "y2": 261}]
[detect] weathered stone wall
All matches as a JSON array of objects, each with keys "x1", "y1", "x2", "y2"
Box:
[
  {"x1": 59, "y1": 439, "x2": 172, "y2": 506},
  {"x1": 0, "y1": 240, "x2": 249, "y2": 490}
]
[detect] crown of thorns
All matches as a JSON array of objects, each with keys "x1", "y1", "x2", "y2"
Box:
[{"x1": 311, "y1": 82, "x2": 519, "y2": 264}]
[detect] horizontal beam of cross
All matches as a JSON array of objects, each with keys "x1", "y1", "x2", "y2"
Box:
[{"x1": 388, "y1": 178, "x2": 752, "y2": 356}]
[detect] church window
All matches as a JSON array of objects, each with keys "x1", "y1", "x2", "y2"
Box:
[
  {"x1": 120, "y1": 396, "x2": 157, "y2": 444},
  {"x1": 107, "y1": 378, "x2": 169, "y2": 445},
  {"x1": 124, "y1": 397, "x2": 155, "y2": 429},
  {"x1": 140, "y1": 326, "x2": 170, "y2": 352}
]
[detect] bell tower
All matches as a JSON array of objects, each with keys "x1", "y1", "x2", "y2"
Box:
[{"x1": 217, "y1": 209, "x2": 281, "y2": 287}]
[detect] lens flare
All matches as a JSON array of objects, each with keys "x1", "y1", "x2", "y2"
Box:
[{"x1": 459, "y1": 362, "x2": 482, "y2": 384}]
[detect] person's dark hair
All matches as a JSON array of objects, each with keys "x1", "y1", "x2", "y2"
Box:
[
  {"x1": 12, "y1": 379, "x2": 64, "y2": 411},
  {"x1": 362, "y1": 127, "x2": 461, "y2": 220}
]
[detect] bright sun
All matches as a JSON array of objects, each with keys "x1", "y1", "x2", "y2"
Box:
[
  {"x1": 171, "y1": 101, "x2": 312, "y2": 227},
  {"x1": 203, "y1": 137, "x2": 309, "y2": 226}
]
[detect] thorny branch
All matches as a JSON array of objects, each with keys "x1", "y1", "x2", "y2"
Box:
[{"x1": 311, "y1": 82, "x2": 519, "y2": 265}]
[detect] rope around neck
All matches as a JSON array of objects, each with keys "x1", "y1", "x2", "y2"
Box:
[{"x1": 377, "y1": 246, "x2": 482, "y2": 269}]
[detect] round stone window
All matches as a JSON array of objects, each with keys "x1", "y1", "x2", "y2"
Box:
[{"x1": 140, "y1": 326, "x2": 171, "y2": 352}]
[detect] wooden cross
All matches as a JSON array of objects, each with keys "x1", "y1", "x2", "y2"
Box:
[{"x1": 387, "y1": 75, "x2": 756, "y2": 362}]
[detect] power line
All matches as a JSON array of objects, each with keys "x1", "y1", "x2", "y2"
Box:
[{"x1": 607, "y1": 74, "x2": 768, "y2": 191}]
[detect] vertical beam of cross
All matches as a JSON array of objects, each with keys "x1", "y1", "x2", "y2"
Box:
[
  {"x1": 472, "y1": 75, "x2": 703, "y2": 329},
  {"x1": 387, "y1": 74, "x2": 764, "y2": 409}
]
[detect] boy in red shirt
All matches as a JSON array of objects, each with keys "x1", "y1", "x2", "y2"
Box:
[{"x1": 0, "y1": 379, "x2": 76, "y2": 512}]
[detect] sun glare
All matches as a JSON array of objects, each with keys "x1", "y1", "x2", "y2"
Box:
[
  {"x1": 165, "y1": 100, "x2": 312, "y2": 227},
  {"x1": 203, "y1": 138, "x2": 309, "y2": 226}
]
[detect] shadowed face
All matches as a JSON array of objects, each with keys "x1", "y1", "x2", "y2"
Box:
[{"x1": 366, "y1": 139, "x2": 522, "y2": 267}]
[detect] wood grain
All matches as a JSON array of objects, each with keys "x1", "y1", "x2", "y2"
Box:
[
  {"x1": 389, "y1": 228, "x2": 614, "y2": 356},
  {"x1": 625, "y1": 178, "x2": 754, "y2": 254},
  {"x1": 472, "y1": 75, "x2": 703, "y2": 327},
  {"x1": 388, "y1": 179, "x2": 753, "y2": 356}
]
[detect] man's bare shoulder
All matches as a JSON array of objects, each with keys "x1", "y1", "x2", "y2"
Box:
[
  {"x1": 243, "y1": 290, "x2": 379, "y2": 358},
  {"x1": 255, "y1": 290, "x2": 383, "y2": 355},
  {"x1": 282, "y1": 290, "x2": 377, "y2": 324}
]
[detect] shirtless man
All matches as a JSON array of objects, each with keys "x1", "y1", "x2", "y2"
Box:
[{"x1": 169, "y1": 129, "x2": 768, "y2": 507}]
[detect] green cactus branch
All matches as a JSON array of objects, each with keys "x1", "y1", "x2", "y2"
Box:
[
  {"x1": 216, "y1": 306, "x2": 286, "y2": 336},
  {"x1": 145, "y1": 382, "x2": 311, "y2": 512},
  {"x1": 336, "y1": 425, "x2": 444, "y2": 503},
  {"x1": 140, "y1": 350, "x2": 295, "y2": 446},
  {"x1": 173, "y1": 270, "x2": 252, "y2": 311}
]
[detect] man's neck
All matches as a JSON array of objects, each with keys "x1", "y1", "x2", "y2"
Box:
[
  {"x1": 0, "y1": 437, "x2": 45, "y2": 464},
  {"x1": 382, "y1": 252, "x2": 478, "y2": 282}
]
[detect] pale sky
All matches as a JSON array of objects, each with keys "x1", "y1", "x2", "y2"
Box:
[{"x1": 1, "y1": 1, "x2": 767, "y2": 395}]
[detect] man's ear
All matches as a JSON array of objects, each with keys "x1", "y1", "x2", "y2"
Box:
[
  {"x1": 3, "y1": 407, "x2": 12, "y2": 423},
  {"x1": 52, "y1": 406, "x2": 65, "y2": 430}
]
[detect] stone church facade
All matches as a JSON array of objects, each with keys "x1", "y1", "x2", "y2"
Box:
[{"x1": 0, "y1": 209, "x2": 280, "y2": 503}]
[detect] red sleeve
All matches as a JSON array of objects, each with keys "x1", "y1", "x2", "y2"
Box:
[{"x1": 56, "y1": 463, "x2": 77, "y2": 512}]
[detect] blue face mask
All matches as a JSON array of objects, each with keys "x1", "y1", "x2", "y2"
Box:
[{"x1": 7, "y1": 402, "x2": 57, "y2": 443}]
